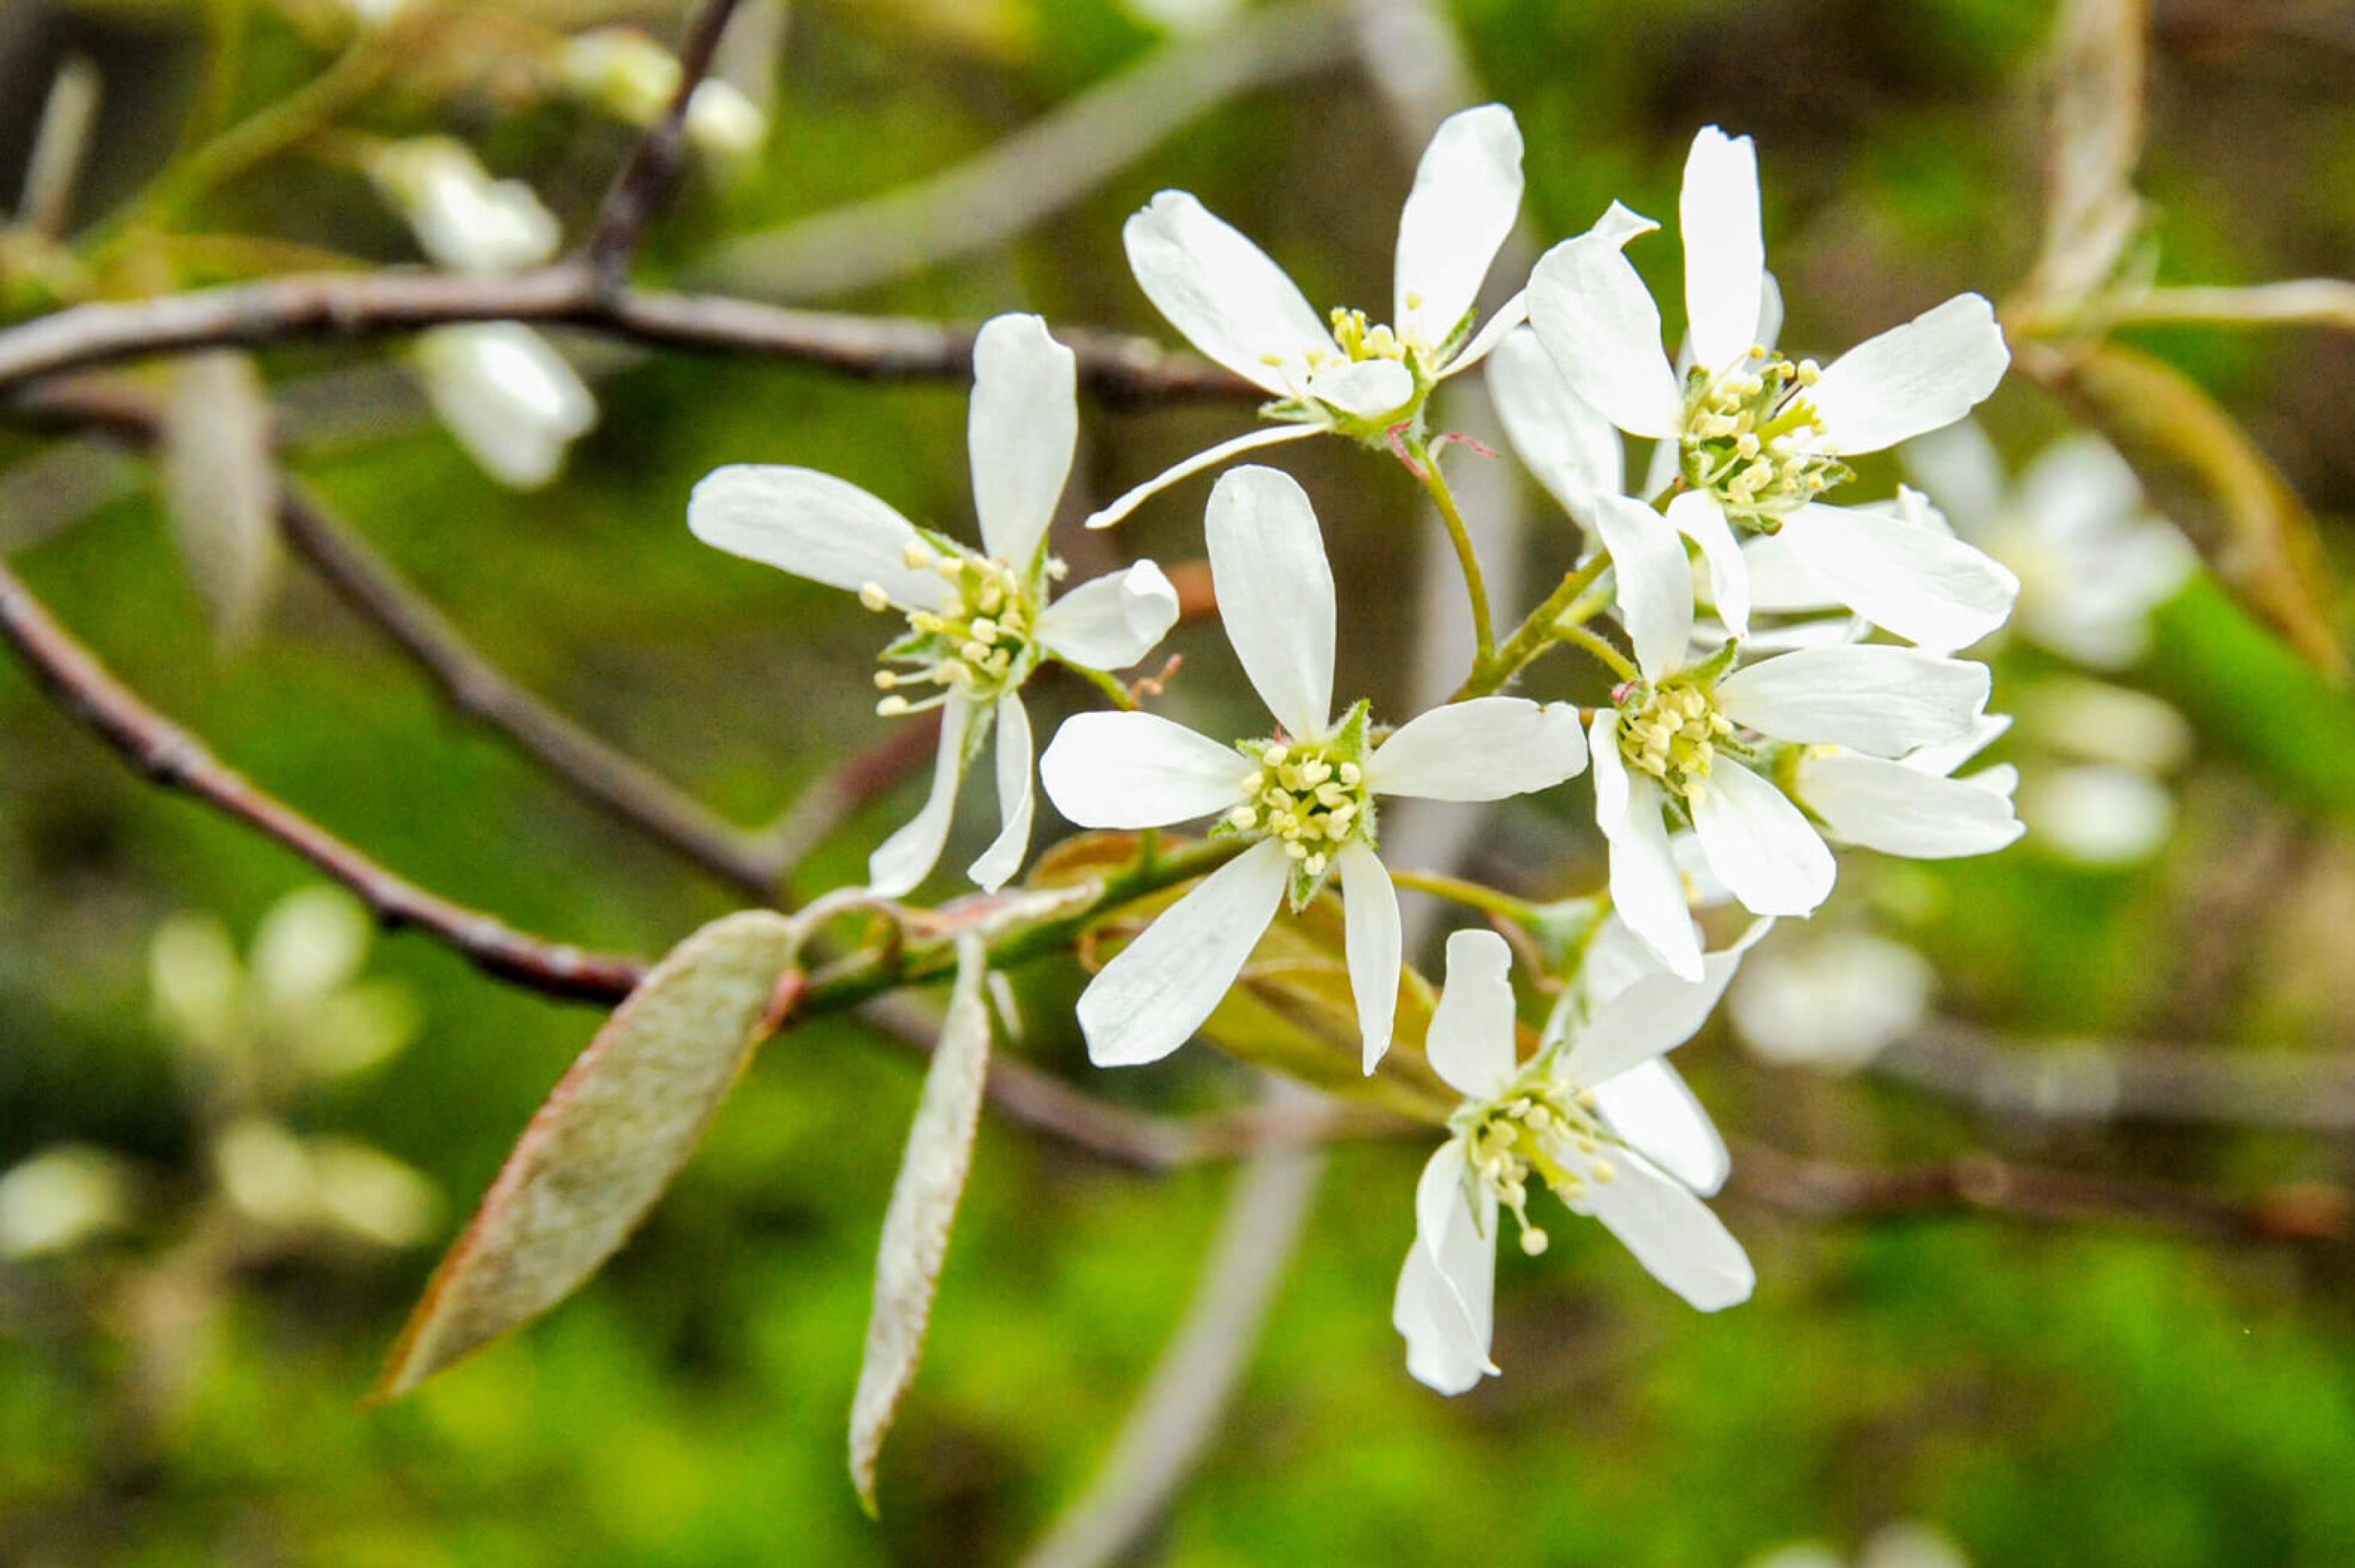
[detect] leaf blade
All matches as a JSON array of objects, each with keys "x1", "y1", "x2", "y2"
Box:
[{"x1": 372, "y1": 909, "x2": 800, "y2": 1401}]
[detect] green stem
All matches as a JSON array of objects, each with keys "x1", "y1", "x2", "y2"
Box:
[
  {"x1": 1557, "y1": 622, "x2": 1639, "y2": 682},
  {"x1": 1404, "y1": 434, "x2": 1495, "y2": 670},
  {"x1": 1070, "y1": 662, "x2": 1139, "y2": 711},
  {"x1": 81, "y1": 25, "x2": 406, "y2": 263},
  {"x1": 1454, "y1": 554, "x2": 1611, "y2": 701},
  {"x1": 1387, "y1": 868, "x2": 1542, "y2": 925}
]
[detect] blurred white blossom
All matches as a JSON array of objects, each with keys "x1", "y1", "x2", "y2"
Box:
[
  {"x1": 1730, "y1": 929, "x2": 1935, "y2": 1072},
  {"x1": 0, "y1": 1145, "x2": 133, "y2": 1259}
]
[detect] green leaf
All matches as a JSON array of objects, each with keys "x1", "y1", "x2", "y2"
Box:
[
  {"x1": 848, "y1": 933, "x2": 991, "y2": 1514},
  {"x1": 371, "y1": 910, "x2": 801, "y2": 1401}
]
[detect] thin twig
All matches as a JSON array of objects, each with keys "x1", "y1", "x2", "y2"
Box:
[
  {"x1": 1730, "y1": 1139, "x2": 2351, "y2": 1244},
  {"x1": 0, "y1": 556, "x2": 648, "y2": 1003},
  {"x1": 12, "y1": 380, "x2": 796, "y2": 900},
  {"x1": 276, "y1": 483, "x2": 791, "y2": 900},
  {"x1": 585, "y1": 0, "x2": 752, "y2": 288},
  {"x1": 0, "y1": 266, "x2": 1258, "y2": 408}
]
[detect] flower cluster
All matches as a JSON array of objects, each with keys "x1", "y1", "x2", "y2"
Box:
[{"x1": 689, "y1": 111, "x2": 2028, "y2": 1396}]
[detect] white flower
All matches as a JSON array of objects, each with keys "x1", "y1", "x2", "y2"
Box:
[
  {"x1": 559, "y1": 29, "x2": 769, "y2": 159},
  {"x1": 1729, "y1": 929, "x2": 1935, "y2": 1072},
  {"x1": 1039, "y1": 465, "x2": 1587, "y2": 1071},
  {"x1": 1088, "y1": 105, "x2": 1528, "y2": 528},
  {"x1": 690, "y1": 314, "x2": 1179, "y2": 898},
  {"x1": 1588, "y1": 492, "x2": 1991, "y2": 978},
  {"x1": 366, "y1": 137, "x2": 561, "y2": 277},
  {"x1": 1527, "y1": 126, "x2": 2015, "y2": 645},
  {"x1": 2018, "y1": 763, "x2": 2176, "y2": 866},
  {"x1": 413, "y1": 324, "x2": 598, "y2": 491},
  {"x1": 1486, "y1": 324, "x2": 1624, "y2": 535},
  {"x1": 1903, "y1": 422, "x2": 2193, "y2": 667},
  {"x1": 1789, "y1": 712, "x2": 2024, "y2": 861},
  {"x1": 1395, "y1": 928, "x2": 1755, "y2": 1394}
]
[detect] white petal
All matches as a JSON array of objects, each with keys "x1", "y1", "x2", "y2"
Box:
[
  {"x1": 1801, "y1": 751, "x2": 2024, "y2": 858},
  {"x1": 1443, "y1": 290, "x2": 1529, "y2": 378},
  {"x1": 1716, "y1": 646, "x2": 1988, "y2": 755},
  {"x1": 1426, "y1": 928, "x2": 1520, "y2": 1100},
  {"x1": 2015, "y1": 431, "x2": 2144, "y2": 544},
  {"x1": 1036, "y1": 559, "x2": 1180, "y2": 671},
  {"x1": 1037, "y1": 710, "x2": 1243, "y2": 828},
  {"x1": 1754, "y1": 269, "x2": 1786, "y2": 356},
  {"x1": 1591, "y1": 491, "x2": 1695, "y2": 683},
  {"x1": 966, "y1": 694, "x2": 1034, "y2": 892},
  {"x1": 415, "y1": 324, "x2": 595, "y2": 491},
  {"x1": 1394, "y1": 104, "x2": 1525, "y2": 350},
  {"x1": 1901, "y1": 711, "x2": 2013, "y2": 779},
  {"x1": 1739, "y1": 530, "x2": 1841, "y2": 614},
  {"x1": 1563, "y1": 928, "x2": 1756, "y2": 1087},
  {"x1": 1085, "y1": 423, "x2": 1322, "y2": 532},
  {"x1": 1691, "y1": 760, "x2": 1835, "y2": 916},
  {"x1": 868, "y1": 693, "x2": 978, "y2": 897},
  {"x1": 1307, "y1": 357, "x2": 1415, "y2": 420},
  {"x1": 688, "y1": 464, "x2": 942, "y2": 608},
  {"x1": 1525, "y1": 205, "x2": 1683, "y2": 439},
  {"x1": 1776, "y1": 502, "x2": 2018, "y2": 650},
  {"x1": 1591, "y1": 712, "x2": 1704, "y2": 980},
  {"x1": 1205, "y1": 465, "x2": 1334, "y2": 739},
  {"x1": 967, "y1": 314, "x2": 1075, "y2": 568},
  {"x1": 1899, "y1": 419, "x2": 2007, "y2": 538},
  {"x1": 1123, "y1": 190, "x2": 1332, "y2": 396},
  {"x1": 1591, "y1": 1060, "x2": 1730, "y2": 1196},
  {"x1": 1340, "y1": 841, "x2": 1403, "y2": 1074},
  {"x1": 2020, "y1": 763, "x2": 2175, "y2": 866},
  {"x1": 1367, "y1": 698, "x2": 1587, "y2": 801},
  {"x1": 1679, "y1": 126, "x2": 1766, "y2": 373},
  {"x1": 1811, "y1": 293, "x2": 2010, "y2": 456},
  {"x1": 1076, "y1": 837, "x2": 1290, "y2": 1067},
  {"x1": 1669, "y1": 490, "x2": 1750, "y2": 639},
  {"x1": 1395, "y1": 1143, "x2": 1497, "y2": 1393},
  {"x1": 1488, "y1": 326, "x2": 1624, "y2": 525},
  {"x1": 1578, "y1": 1149, "x2": 1753, "y2": 1310}
]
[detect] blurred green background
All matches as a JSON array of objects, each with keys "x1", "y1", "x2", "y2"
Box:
[{"x1": 5, "y1": 0, "x2": 2355, "y2": 1562}]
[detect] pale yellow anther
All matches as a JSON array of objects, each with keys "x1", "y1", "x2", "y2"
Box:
[
  {"x1": 1519, "y1": 1227, "x2": 1549, "y2": 1257},
  {"x1": 1264, "y1": 743, "x2": 1290, "y2": 766},
  {"x1": 873, "y1": 671, "x2": 898, "y2": 689},
  {"x1": 901, "y1": 541, "x2": 933, "y2": 570},
  {"x1": 877, "y1": 695, "x2": 911, "y2": 717},
  {"x1": 858, "y1": 583, "x2": 892, "y2": 612},
  {"x1": 1302, "y1": 852, "x2": 1327, "y2": 877},
  {"x1": 1283, "y1": 840, "x2": 1308, "y2": 861},
  {"x1": 1338, "y1": 762, "x2": 1362, "y2": 786},
  {"x1": 1796, "y1": 359, "x2": 1820, "y2": 385},
  {"x1": 1228, "y1": 807, "x2": 1259, "y2": 830},
  {"x1": 1588, "y1": 1157, "x2": 1617, "y2": 1184}
]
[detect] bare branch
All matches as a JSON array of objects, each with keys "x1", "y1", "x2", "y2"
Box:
[
  {"x1": 0, "y1": 556, "x2": 648, "y2": 1003},
  {"x1": 1876, "y1": 1018, "x2": 2355, "y2": 1135},
  {"x1": 0, "y1": 267, "x2": 1257, "y2": 407},
  {"x1": 2073, "y1": 280, "x2": 2355, "y2": 335},
  {"x1": 585, "y1": 0, "x2": 754, "y2": 288},
  {"x1": 1730, "y1": 1139, "x2": 2351, "y2": 1245}
]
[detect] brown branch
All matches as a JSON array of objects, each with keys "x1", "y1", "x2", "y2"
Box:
[
  {"x1": 274, "y1": 483, "x2": 790, "y2": 901},
  {"x1": 585, "y1": 0, "x2": 752, "y2": 288},
  {"x1": 0, "y1": 556, "x2": 646, "y2": 1004},
  {"x1": 12, "y1": 380, "x2": 800, "y2": 901},
  {"x1": 0, "y1": 266, "x2": 1257, "y2": 408},
  {"x1": 1730, "y1": 1139, "x2": 2352, "y2": 1245}
]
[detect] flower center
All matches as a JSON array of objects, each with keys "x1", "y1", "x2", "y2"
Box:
[
  {"x1": 1680, "y1": 352, "x2": 1850, "y2": 521},
  {"x1": 1224, "y1": 735, "x2": 1375, "y2": 883},
  {"x1": 1616, "y1": 679, "x2": 1733, "y2": 803},
  {"x1": 1326, "y1": 305, "x2": 1414, "y2": 367},
  {"x1": 1454, "y1": 1077, "x2": 1618, "y2": 1256},
  {"x1": 861, "y1": 542, "x2": 1047, "y2": 713}
]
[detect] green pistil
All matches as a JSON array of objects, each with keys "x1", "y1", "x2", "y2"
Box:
[
  {"x1": 1220, "y1": 700, "x2": 1377, "y2": 906},
  {"x1": 863, "y1": 541, "x2": 1045, "y2": 713},
  {"x1": 1679, "y1": 351, "x2": 1852, "y2": 523}
]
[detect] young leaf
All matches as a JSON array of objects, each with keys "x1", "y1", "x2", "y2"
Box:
[
  {"x1": 849, "y1": 932, "x2": 992, "y2": 1514},
  {"x1": 372, "y1": 909, "x2": 800, "y2": 1400},
  {"x1": 160, "y1": 350, "x2": 281, "y2": 652}
]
